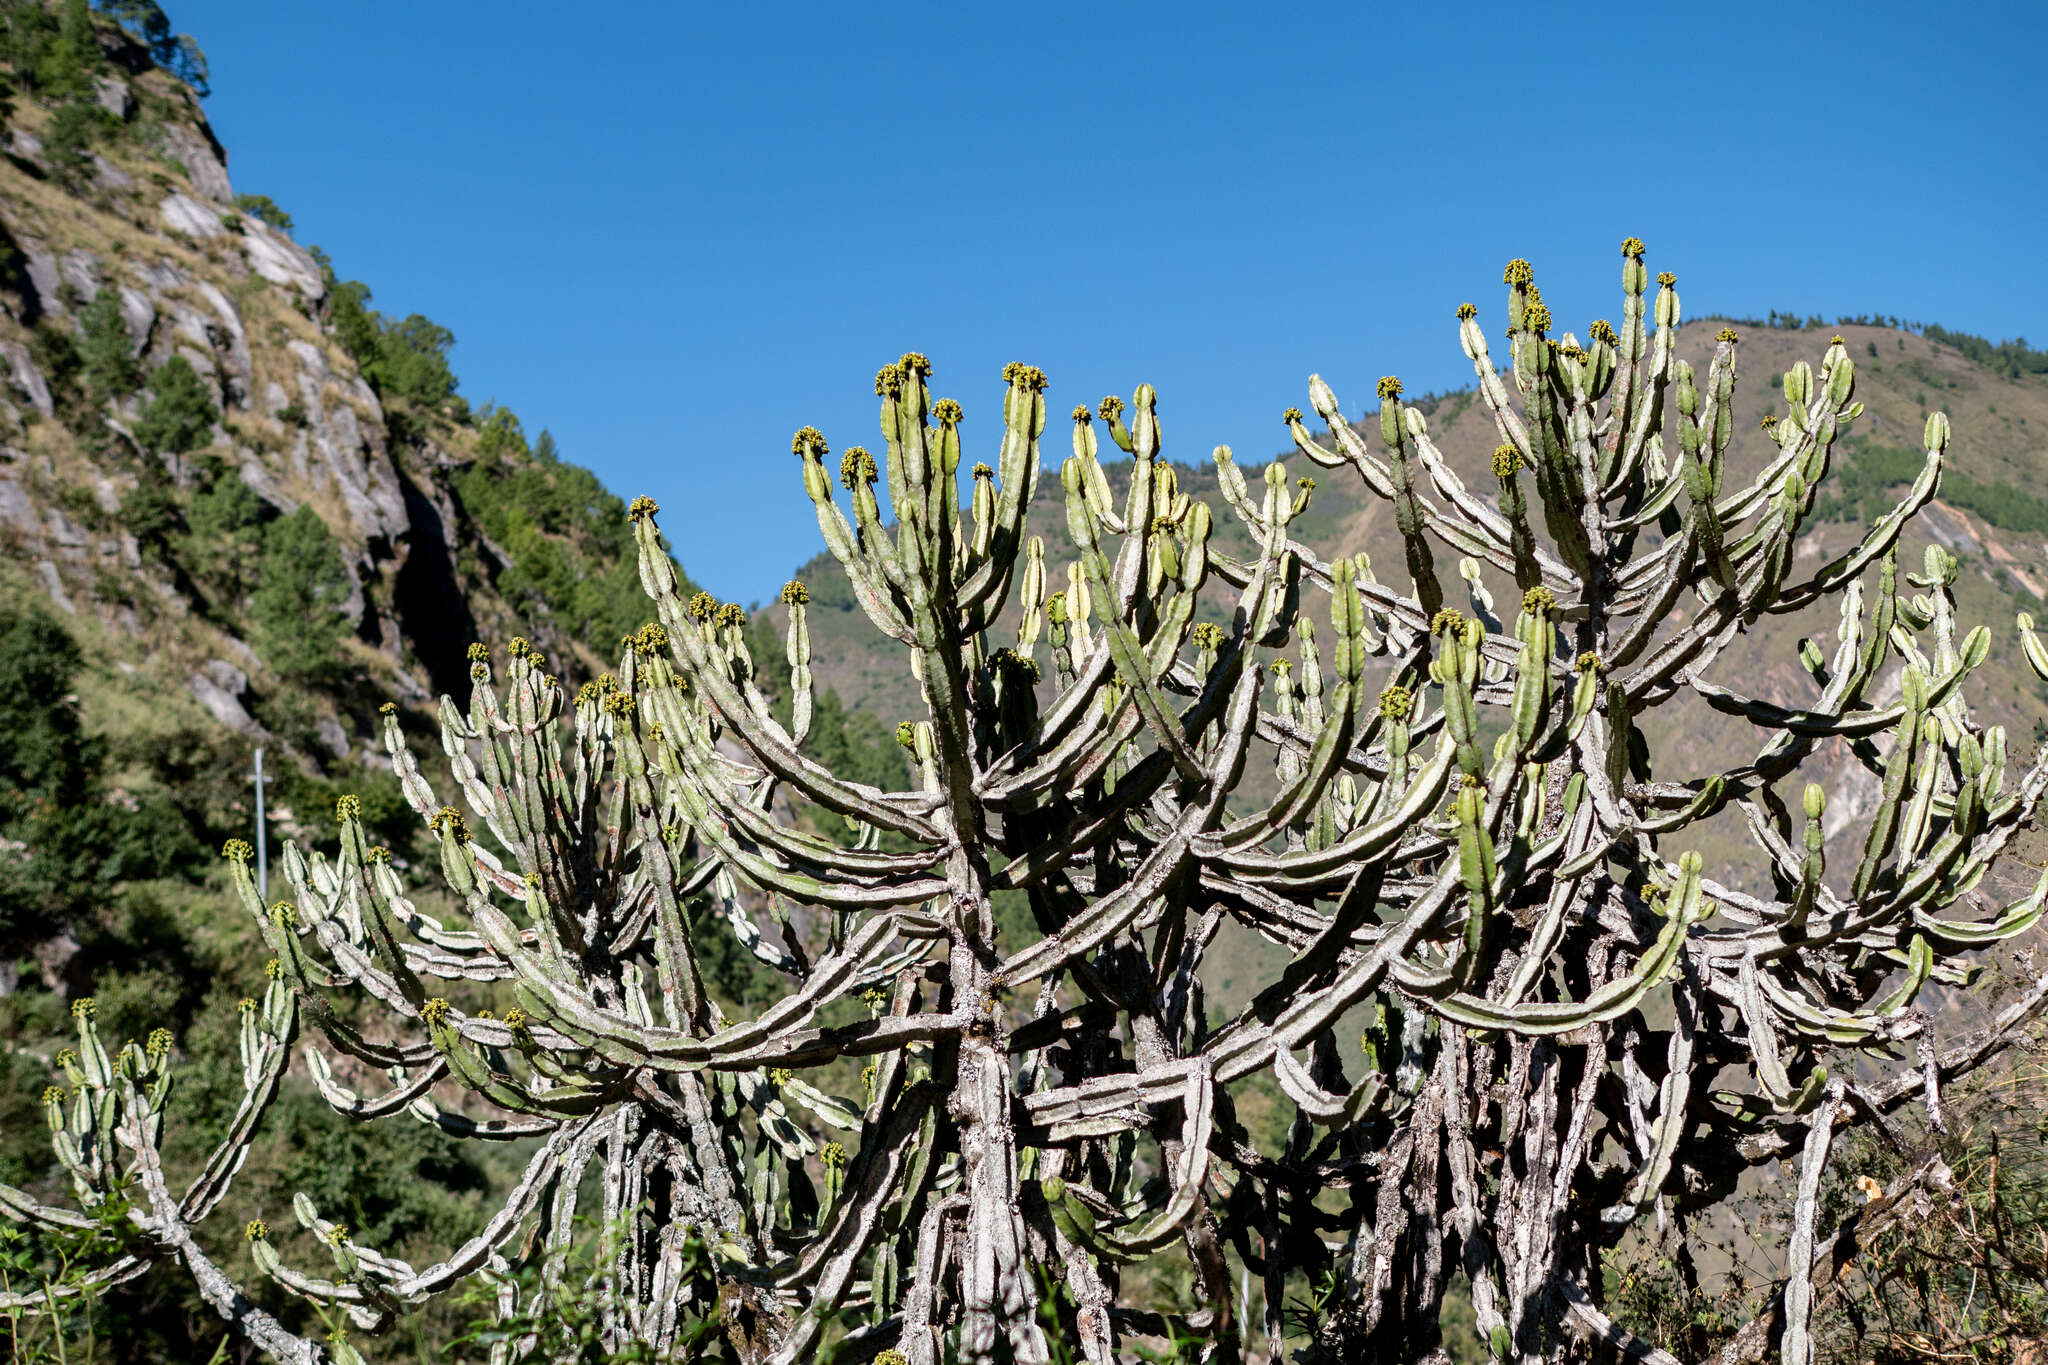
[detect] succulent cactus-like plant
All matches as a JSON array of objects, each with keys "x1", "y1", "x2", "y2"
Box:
[{"x1": 9, "y1": 254, "x2": 2048, "y2": 1365}]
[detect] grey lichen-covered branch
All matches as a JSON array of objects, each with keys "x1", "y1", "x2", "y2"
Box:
[{"x1": 9, "y1": 242, "x2": 2048, "y2": 1364}]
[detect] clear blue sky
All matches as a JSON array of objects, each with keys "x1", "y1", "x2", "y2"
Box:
[{"x1": 176, "y1": 0, "x2": 2046, "y2": 605}]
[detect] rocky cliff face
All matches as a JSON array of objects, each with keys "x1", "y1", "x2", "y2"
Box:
[{"x1": 0, "y1": 16, "x2": 635, "y2": 776}]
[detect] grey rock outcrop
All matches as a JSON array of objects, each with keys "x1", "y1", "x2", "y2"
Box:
[
  {"x1": 159, "y1": 192, "x2": 225, "y2": 240},
  {"x1": 188, "y1": 659, "x2": 261, "y2": 735},
  {"x1": 158, "y1": 122, "x2": 232, "y2": 205}
]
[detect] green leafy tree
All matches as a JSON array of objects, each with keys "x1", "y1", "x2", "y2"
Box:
[
  {"x1": 181, "y1": 454, "x2": 265, "y2": 607},
  {"x1": 131, "y1": 353, "x2": 217, "y2": 477},
  {"x1": 75, "y1": 289, "x2": 136, "y2": 413},
  {"x1": 250, "y1": 505, "x2": 353, "y2": 682},
  {"x1": 230, "y1": 192, "x2": 291, "y2": 232},
  {"x1": 0, "y1": 605, "x2": 197, "y2": 957},
  {"x1": 97, "y1": 0, "x2": 207, "y2": 93},
  {"x1": 321, "y1": 270, "x2": 459, "y2": 411},
  {"x1": 41, "y1": 94, "x2": 99, "y2": 190}
]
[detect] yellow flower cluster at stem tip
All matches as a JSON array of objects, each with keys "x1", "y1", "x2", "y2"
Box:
[
  {"x1": 1830, "y1": 335, "x2": 1845, "y2": 346},
  {"x1": 1270, "y1": 658, "x2": 1291, "y2": 676},
  {"x1": 1621, "y1": 237, "x2": 1646, "y2": 258},
  {"x1": 1298, "y1": 476, "x2": 1315, "y2": 491},
  {"x1": 627, "y1": 495, "x2": 658, "y2": 521},
  {"x1": 1191, "y1": 622, "x2": 1224, "y2": 651},
  {"x1": 1761, "y1": 414, "x2": 1779, "y2": 431},
  {"x1": 991, "y1": 649, "x2": 1041, "y2": 682},
  {"x1": 791, "y1": 426, "x2": 828, "y2": 458},
  {"x1": 1492, "y1": 445, "x2": 1522, "y2": 478},
  {"x1": 1576, "y1": 651, "x2": 1602, "y2": 673},
  {"x1": 1431, "y1": 608, "x2": 1466, "y2": 636},
  {"x1": 55, "y1": 1048, "x2": 75, "y2": 1067},
  {"x1": 899, "y1": 351, "x2": 931, "y2": 376},
  {"x1": 1071, "y1": 404, "x2": 1090, "y2": 423},
  {"x1": 685, "y1": 591, "x2": 717, "y2": 621},
  {"x1": 430, "y1": 806, "x2": 469, "y2": 841},
  {"x1": 147, "y1": 1028, "x2": 173, "y2": 1056},
  {"x1": 379, "y1": 701, "x2": 397, "y2": 715},
  {"x1": 367, "y1": 846, "x2": 391, "y2": 864},
  {"x1": 1522, "y1": 586, "x2": 1557, "y2": 614},
  {"x1": 1657, "y1": 272, "x2": 1676, "y2": 287},
  {"x1": 1282, "y1": 406, "x2": 1303, "y2": 424},
  {"x1": 1097, "y1": 395, "x2": 1123, "y2": 422},
  {"x1": 714, "y1": 602, "x2": 746, "y2": 630},
  {"x1": 504, "y1": 1008, "x2": 527, "y2": 1030},
  {"x1": 1589, "y1": 319, "x2": 1618, "y2": 346},
  {"x1": 819, "y1": 1141, "x2": 847, "y2": 1168},
  {"x1": 1524, "y1": 300, "x2": 1552, "y2": 333},
  {"x1": 42, "y1": 1085, "x2": 63, "y2": 1105},
  {"x1": 1456, "y1": 302, "x2": 1478, "y2": 320},
  {"x1": 508, "y1": 636, "x2": 530, "y2": 657},
  {"x1": 265, "y1": 958, "x2": 282, "y2": 979},
  {"x1": 1503, "y1": 258, "x2": 1534, "y2": 286},
  {"x1": 895, "y1": 721, "x2": 917, "y2": 749},
  {"x1": 973, "y1": 462, "x2": 994, "y2": 480},
  {"x1": 769, "y1": 1067, "x2": 791, "y2": 1087},
  {"x1": 1376, "y1": 375, "x2": 1402, "y2": 400},
  {"x1": 246, "y1": 1220, "x2": 268, "y2": 1241},
  {"x1": 839, "y1": 446, "x2": 878, "y2": 490},
  {"x1": 420, "y1": 998, "x2": 453, "y2": 1026},
  {"x1": 1001, "y1": 362, "x2": 1047, "y2": 392},
  {"x1": 932, "y1": 397, "x2": 963, "y2": 423},
  {"x1": 336, "y1": 794, "x2": 361, "y2": 820},
  {"x1": 1715, "y1": 327, "x2": 1740, "y2": 344},
  {"x1": 72, "y1": 997, "x2": 95, "y2": 1019},
  {"x1": 271, "y1": 901, "x2": 296, "y2": 927},
  {"x1": 780, "y1": 580, "x2": 809, "y2": 606},
  {"x1": 223, "y1": 838, "x2": 252, "y2": 861},
  {"x1": 1378, "y1": 685, "x2": 1412, "y2": 720},
  {"x1": 237, "y1": 997, "x2": 256, "y2": 1013},
  {"x1": 326, "y1": 1225, "x2": 350, "y2": 1246}
]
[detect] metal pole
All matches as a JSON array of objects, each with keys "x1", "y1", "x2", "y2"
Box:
[{"x1": 254, "y1": 745, "x2": 268, "y2": 903}]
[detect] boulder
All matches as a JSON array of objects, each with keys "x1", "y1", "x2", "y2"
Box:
[
  {"x1": 92, "y1": 76, "x2": 133, "y2": 121},
  {"x1": 159, "y1": 192, "x2": 226, "y2": 240},
  {"x1": 188, "y1": 659, "x2": 261, "y2": 735},
  {"x1": 0, "y1": 343, "x2": 53, "y2": 417},
  {"x1": 242, "y1": 223, "x2": 324, "y2": 301},
  {"x1": 159, "y1": 122, "x2": 232, "y2": 205}
]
